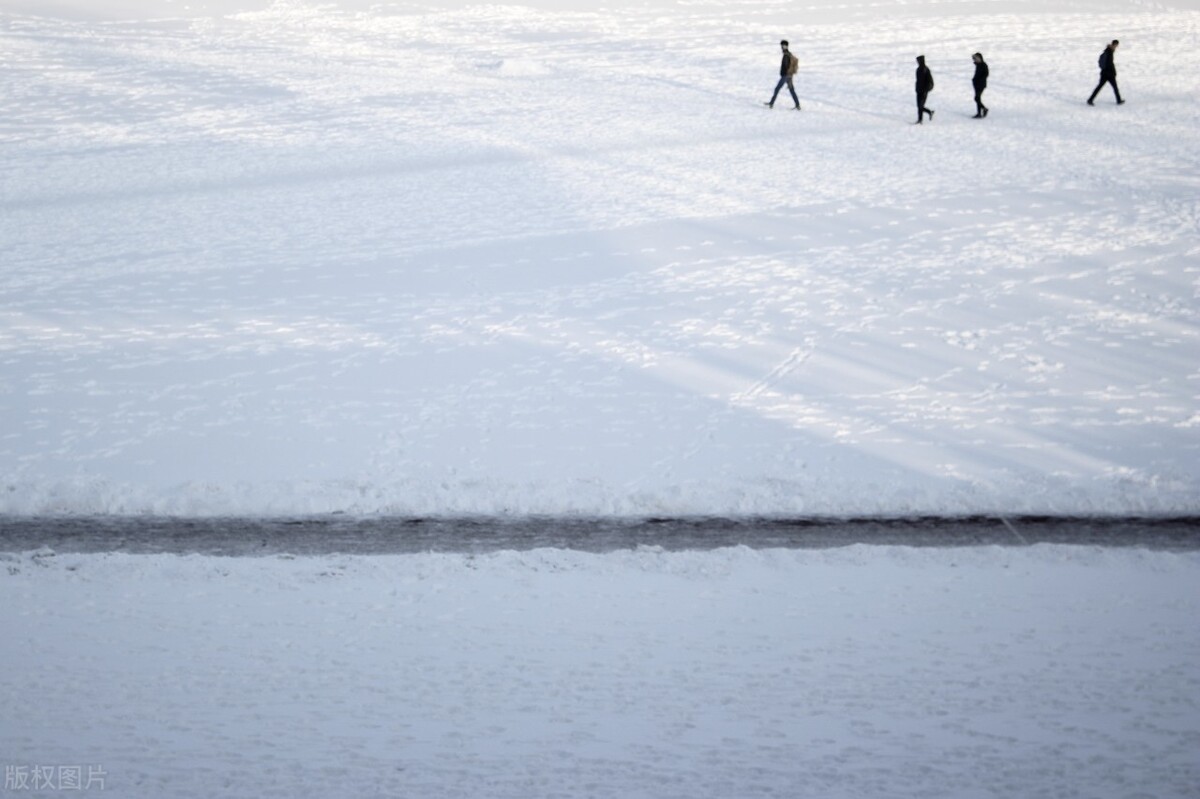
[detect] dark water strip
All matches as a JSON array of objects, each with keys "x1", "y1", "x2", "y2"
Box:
[{"x1": 1, "y1": 515, "x2": 1198, "y2": 555}]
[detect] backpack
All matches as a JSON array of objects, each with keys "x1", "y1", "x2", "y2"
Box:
[{"x1": 786, "y1": 52, "x2": 799, "y2": 76}]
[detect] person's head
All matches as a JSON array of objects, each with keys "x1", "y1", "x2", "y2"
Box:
[
  {"x1": 1111, "y1": 39, "x2": 1120, "y2": 49},
  {"x1": 916, "y1": 54, "x2": 925, "y2": 65},
  {"x1": 972, "y1": 52, "x2": 983, "y2": 63},
  {"x1": 780, "y1": 40, "x2": 789, "y2": 50}
]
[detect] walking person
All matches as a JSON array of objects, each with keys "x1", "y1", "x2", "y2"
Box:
[
  {"x1": 915, "y1": 55, "x2": 934, "y2": 123},
  {"x1": 765, "y1": 39, "x2": 801, "y2": 110},
  {"x1": 972, "y1": 52, "x2": 989, "y2": 118},
  {"x1": 1087, "y1": 39, "x2": 1124, "y2": 105}
]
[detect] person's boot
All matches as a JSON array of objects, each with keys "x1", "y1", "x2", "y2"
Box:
[{"x1": 982, "y1": 106, "x2": 988, "y2": 117}]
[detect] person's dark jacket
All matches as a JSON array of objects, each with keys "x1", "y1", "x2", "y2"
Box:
[
  {"x1": 973, "y1": 60, "x2": 989, "y2": 89},
  {"x1": 1099, "y1": 46, "x2": 1116, "y2": 77},
  {"x1": 779, "y1": 51, "x2": 795, "y2": 77},
  {"x1": 916, "y1": 63, "x2": 934, "y2": 93}
]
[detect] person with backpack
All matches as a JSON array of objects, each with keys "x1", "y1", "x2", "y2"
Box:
[
  {"x1": 915, "y1": 55, "x2": 934, "y2": 123},
  {"x1": 1088, "y1": 40, "x2": 1124, "y2": 105},
  {"x1": 972, "y1": 52, "x2": 989, "y2": 118},
  {"x1": 765, "y1": 40, "x2": 801, "y2": 110}
]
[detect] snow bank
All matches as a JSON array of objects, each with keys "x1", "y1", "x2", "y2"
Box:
[
  {"x1": 3, "y1": 545, "x2": 1198, "y2": 797},
  {"x1": 0, "y1": 471, "x2": 1194, "y2": 518}
]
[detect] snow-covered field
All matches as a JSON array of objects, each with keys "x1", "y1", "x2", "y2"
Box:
[
  {"x1": 3, "y1": 4, "x2": 1200, "y2": 794},
  {"x1": 1, "y1": 0, "x2": 1197, "y2": 516},
  {"x1": 1, "y1": 544, "x2": 1197, "y2": 798},
  {"x1": 4, "y1": 6, "x2": 1200, "y2": 798}
]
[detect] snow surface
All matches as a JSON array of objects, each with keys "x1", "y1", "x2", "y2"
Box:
[
  {"x1": 4, "y1": 7, "x2": 1199, "y2": 794},
  {"x1": 3, "y1": 544, "x2": 1199, "y2": 797},
  {"x1": 1, "y1": 0, "x2": 1199, "y2": 516}
]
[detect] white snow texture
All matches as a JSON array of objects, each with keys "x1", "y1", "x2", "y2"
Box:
[
  {"x1": 3, "y1": 545, "x2": 1199, "y2": 798},
  {"x1": 2, "y1": 0, "x2": 1200, "y2": 513},
  {"x1": 1, "y1": 0, "x2": 1198, "y2": 518},
  {"x1": 3, "y1": 3, "x2": 1200, "y2": 795}
]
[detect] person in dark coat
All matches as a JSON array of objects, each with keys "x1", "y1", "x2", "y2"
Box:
[
  {"x1": 1088, "y1": 40, "x2": 1124, "y2": 105},
  {"x1": 915, "y1": 55, "x2": 934, "y2": 123},
  {"x1": 972, "y1": 52, "x2": 989, "y2": 118},
  {"x1": 765, "y1": 39, "x2": 801, "y2": 110}
]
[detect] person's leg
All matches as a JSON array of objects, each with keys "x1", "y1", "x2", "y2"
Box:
[
  {"x1": 1088, "y1": 76, "x2": 1104, "y2": 104},
  {"x1": 974, "y1": 87, "x2": 983, "y2": 117},
  {"x1": 916, "y1": 91, "x2": 925, "y2": 122},
  {"x1": 786, "y1": 77, "x2": 800, "y2": 108},
  {"x1": 768, "y1": 76, "x2": 786, "y2": 106},
  {"x1": 1109, "y1": 76, "x2": 1123, "y2": 103}
]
